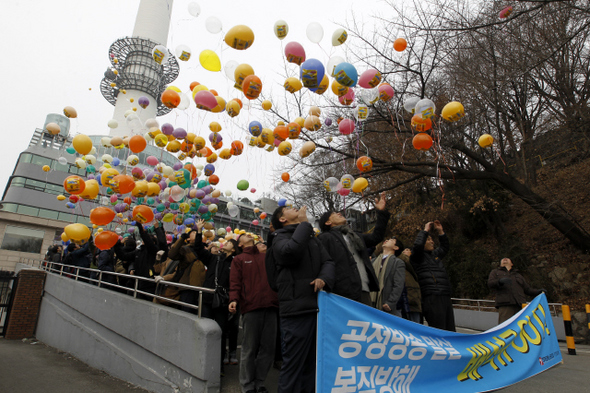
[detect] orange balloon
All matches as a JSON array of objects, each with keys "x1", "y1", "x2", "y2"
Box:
[
  {"x1": 184, "y1": 163, "x2": 197, "y2": 179},
  {"x1": 394, "y1": 38, "x2": 407, "y2": 52},
  {"x1": 209, "y1": 174, "x2": 220, "y2": 185},
  {"x1": 180, "y1": 141, "x2": 193, "y2": 152},
  {"x1": 123, "y1": 197, "x2": 133, "y2": 205},
  {"x1": 273, "y1": 125, "x2": 289, "y2": 141},
  {"x1": 129, "y1": 135, "x2": 147, "y2": 153},
  {"x1": 287, "y1": 122, "x2": 301, "y2": 139},
  {"x1": 281, "y1": 172, "x2": 290, "y2": 182},
  {"x1": 94, "y1": 231, "x2": 119, "y2": 251},
  {"x1": 210, "y1": 89, "x2": 218, "y2": 96},
  {"x1": 110, "y1": 175, "x2": 136, "y2": 194},
  {"x1": 198, "y1": 147, "x2": 213, "y2": 158},
  {"x1": 132, "y1": 205, "x2": 154, "y2": 224},
  {"x1": 189, "y1": 81, "x2": 200, "y2": 91},
  {"x1": 90, "y1": 207, "x2": 116, "y2": 226},
  {"x1": 230, "y1": 140, "x2": 244, "y2": 155},
  {"x1": 233, "y1": 98, "x2": 243, "y2": 109},
  {"x1": 63, "y1": 176, "x2": 86, "y2": 195},
  {"x1": 411, "y1": 114, "x2": 432, "y2": 132},
  {"x1": 412, "y1": 133, "x2": 433, "y2": 151},
  {"x1": 212, "y1": 141, "x2": 223, "y2": 150},
  {"x1": 161, "y1": 89, "x2": 181, "y2": 108},
  {"x1": 242, "y1": 75, "x2": 262, "y2": 100},
  {"x1": 356, "y1": 156, "x2": 373, "y2": 173}
]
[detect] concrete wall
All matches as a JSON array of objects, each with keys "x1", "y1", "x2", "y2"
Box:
[
  {"x1": 454, "y1": 308, "x2": 566, "y2": 340},
  {"x1": 36, "y1": 273, "x2": 221, "y2": 393}
]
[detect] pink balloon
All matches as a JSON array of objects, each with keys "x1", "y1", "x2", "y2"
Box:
[
  {"x1": 146, "y1": 156, "x2": 159, "y2": 166},
  {"x1": 250, "y1": 188, "x2": 256, "y2": 193},
  {"x1": 338, "y1": 118, "x2": 355, "y2": 135},
  {"x1": 226, "y1": 226, "x2": 232, "y2": 232},
  {"x1": 194, "y1": 90, "x2": 218, "y2": 110},
  {"x1": 338, "y1": 89, "x2": 355, "y2": 106},
  {"x1": 252, "y1": 219, "x2": 259, "y2": 226},
  {"x1": 338, "y1": 188, "x2": 351, "y2": 196},
  {"x1": 284, "y1": 42, "x2": 306, "y2": 65},
  {"x1": 358, "y1": 69, "x2": 382, "y2": 89},
  {"x1": 378, "y1": 84, "x2": 395, "y2": 101}
]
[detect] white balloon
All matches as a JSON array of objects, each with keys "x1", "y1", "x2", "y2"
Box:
[
  {"x1": 144, "y1": 133, "x2": 154, "y2": 142},
  {"x1": 415, "y1": 98, "x2": 436, "y2": 119},
  {"x1": 75, "y1": 158, "x2": 86, "y2": 169},
  {"x1": 100, "y1": 196, "x2": 109, "y2": 206},
  {"x1": 324, "y1": 177, "x2": 339, "y2": 192},
  {"x1": 403, "y1": 97, "x2": 420, "y2": 114},
  {"x1": 224, "y1": 60, "x2": 238, "y2": 81},
  {"x1": 85, "y1": 155, "x2": 96, "y2": 165},
  {"x1": 90, "y1": 147, "x2": 97, "y2": 155},
  {"x1": 228, "y1": 204, "x2": 240, "y2": 217},
  {"x1": 125, "y1": 113, "x2": 142, "y2": 131},
  {"x1": 101, "y1": 154, "x2": 113, "y2": 163},
  {"x1": 274, "y1": 20, "x2": 289, "y2": 40},
  {"x1": 177, "y1": 93, "x2": 190, "y2": 110},
  {"x1": 360, "y1": 87, "x2": 380, "y2": 105},
  {"x1": 187, "y1": 2, "x2": 201, "y2": 17},
  {"x1": 152, "y1": 45, "x2": 170, "y2": 64},
  {"x1": 58, "y1": 157, "x2": 68, "y2": 165},
  {"x1": 306, "y1": 22, "x2": 324, "y2": 43},
  {"x1": 162, "y1": 165, "x2": 174, "y2": 177},
  {"x1": 100, "y1": 137, "x2": 111, "y2": 147},
  {"x1": 327, "y1": 56, "x2": 345, "y2": 77},
  {"x1": 225, "y1": 190, "x2": 232, "y2": 197},
  {"x1": 175, "y1": 44, "x2": 192, "y2": 61},
  {"x1": 145, "y1": 118, "x2": 159, "y2": 129},
  {"x1": 107, "y1": 119, "x2": 118, "y2": 129},
  {"x1": 205, "y1": 16, "x2": 222, "y2": 34},
  {"x1": 332, "y1": 28, "x2": 348, "y2": 46},
  {"x1": 127, "y1": 155, "x2": 139, "y2": 166},
  {"x1": 124, "y1": 109, "x2": 134, "y2": 118},
  {"x1": 195, "y1": 164, "x2": 204, "y2": 170}
]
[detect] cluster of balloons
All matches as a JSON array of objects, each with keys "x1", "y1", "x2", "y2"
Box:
[{"x1": 323, "y1": 174, "x2": 369, "y2": 196}]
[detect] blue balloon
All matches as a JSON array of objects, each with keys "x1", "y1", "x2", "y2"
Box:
[
  {"x1": 333, "y1": 62, "x2": 358, "y2": 87},
  {"x1": 66, "y1": 202, "x2": 75, "y2": 209},
  {"x1": 300, "y1": 58, "x2": 325, "y2": 89},
  {"x1": 204, "y1": 164, "x2": 215, "y2": 176},
  {"x1": 96, "y1": 176, "x2": 102, "y2": 186},
  {"x1": 112, "y1": 157, "x2": 120, "y2": 166},
  {"x1": 278, "y1": 198, "x2": 287, "y2": 207},
  {"x1": 249, "y1": 120, "x2": 263, "y2": 137}
]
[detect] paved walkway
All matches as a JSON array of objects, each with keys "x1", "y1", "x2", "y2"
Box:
[{"x1": 1, "y1": 334, "x2": 588, "y2": 393}]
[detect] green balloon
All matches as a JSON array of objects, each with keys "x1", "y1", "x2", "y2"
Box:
[
  {"x1": 170, "y1": 203, "x2": 179, "y2": 211},
  {"x1": 66, "y1": 146, "x2": 76, "y2": 154},
  {"x1": 86, "y1": 165, "x2": 96, "y2": 173},
  {"x1": 197, "y1": 180, "x2": 209, "y2": 189},
  {"x1": 146, "y1": 198, "x2": 155, "y2": 205},
  {"x1": 201, "y1": 212, "x2": 212, "y2": 221},
  {"x1": 237, "y1": 179, "x2": 249, "y2": 191},
  {"x1": 156, "y1": 203, "x2": 166, "y2": 212},
  {"x1": 189, "y1": 206, "x2": 198, "y2": 214}
]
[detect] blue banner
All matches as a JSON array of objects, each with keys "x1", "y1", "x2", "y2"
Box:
[{"x1": 317, "y1": 292, "x2": 562, "y2": 393}]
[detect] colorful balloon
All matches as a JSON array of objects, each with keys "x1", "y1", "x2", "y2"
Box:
[
  {"x1": 133, "y1": 205, "x2": 154, "y2": 224},
  {"x1": 224, "y1": 25, "x2": 255, "y2": 50},
  {"x1": 199, "y1": 49, "x2": 222, "y2": 72},
  {"x1": 412, "y1": 133, "x2": 434, "y2": 151},
  {"x1": 300, "y1": 58, "x2": 325, "y2": 89},
  {"x1": 332, "y1": 28, "x2": 348, "y2": 46},
  {"x1": 72, "y1": 134, "x2": 93, "y2": 155},
  {"x1": 333, "y1": 62, "x2": 358, "y2": 87},
  {"x1": 352, "y1": 177, "x2": 369, "y2": 193},
  {"x1": 284, "y1": 42, "x2": 306, "y2": 65},
  {"x1": 64, "y1": 223, "x2": 91, "y2": 243},
  {"x1": 94, "y1": 231, "x2": 119, "y2": 251},
  {"x1": 90, "y1": 207, "x2": 116, "y2": 226},
  {"x1": 274, "y1": 20, "x2": 289, "y2": 40},
  {"x1": 441, "y1": 101, "x2": 465, "y2": 122},
  {"x1": 63, "y1": 176, "x2": 86, "y2": 195}
]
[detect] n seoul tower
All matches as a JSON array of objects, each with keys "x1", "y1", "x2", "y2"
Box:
[{"x1": 100, "y1": 0, "x2": 179, "y2": 137}]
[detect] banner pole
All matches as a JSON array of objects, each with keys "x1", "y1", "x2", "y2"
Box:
[{"x1": 562, "y1": 305, "x2": 577, "y2": 355}]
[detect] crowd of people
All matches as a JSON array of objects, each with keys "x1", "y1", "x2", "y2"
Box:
[{"x1": 43, "y1": 193, "x2": 546, "y2": 393}]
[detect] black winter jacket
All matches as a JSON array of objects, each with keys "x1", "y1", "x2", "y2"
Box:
[
  {"x1": 488, "y1": 267, "x2": 541, "y2": 307},
  {"x1": 191, "y1": 233, "x2": 234, "y2": 305},
  {"x1": 270, "y1": 222, "x2": 335, "y2": 317},
  {"x1": 318, "y1": 209, "x2": 390, "y2": 301},
  {"x1": 410, "y1": 231, "x2": 451, "y2": 297}
]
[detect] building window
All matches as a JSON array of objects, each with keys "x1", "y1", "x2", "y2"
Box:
[
  {"x1": 38, "y1": 209, "x2": 59, "y2": 220},
  {"x1": 1, "y1": 225, "x2": 45, "y2": 254},
  {"x1": 17, "y1": 205, "x2": 39, "y2": 216}
]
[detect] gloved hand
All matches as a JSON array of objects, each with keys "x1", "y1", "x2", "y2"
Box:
[
  {"x1": 499, "y1": 277, "x2": 511, "y2": 286},
  {"x1": 154, "y1": 276, "x2": 164, "y2": 283},
  {"x1": 181, "y1": 232, "x2": 190, "y2": 241}
]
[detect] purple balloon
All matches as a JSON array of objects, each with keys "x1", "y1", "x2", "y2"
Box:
[
  {"x1": 202, "y1": 196, "x2": 212, "y2": 205},
  {"x1": 209, "y1": 132, "x2": 222, "y2": 143},
  {"x1": 211, "y1": 197, "x2": 220, "y2": 204},
  {"x1": 146, "y1": 173, "x2": 155, "y2": 182},
  {"x1": 138, "y1": 96, "x2": 150, "y2": 108},
  {"x1": 161, "y1": 123, "x2": 174, "y2": 135},
  {"x1": 173, "y1": 162, "x2": 183, "y2": 170},
  {"x1": 173, "y1": 128, "x2": 187, "y2": 139},
  {"x1": 87, "y1": 174, "x2": 95, "y2": 180},
  {"x1": 198, "y1": 205, "x2": 208, "y2": 214},
  {"x1": 195, "y1": 190, "x2": 205, "y2": 199},
  {"x1": 202, "y1": 185, "x2": 213, "y2": 195},
  {"x1": 164, "y1": 201, "x2": 171, "y2": 208},
  {"x1": 155, "y1": 213, "x2": 163, "y2": 220},
  {"x1": 158, "y1": 181, "x2": 167, "y2": 190},
  {"x1": 325, "y1": 118, "x2": 332, "y2": 126},
  {"x1": 127, "y1": 228, "x2": 135, "y2": 234}
]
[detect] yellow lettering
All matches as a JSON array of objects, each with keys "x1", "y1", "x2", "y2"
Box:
[
  {"x1": 512, "y1": 319, "x2": 530, "y2": 354},
  {"x1": 457, "y1": 347, "x2": 480, "y2": 382},
  {"x1": 523, "y1": 315, "x2": 542, "y2": 346}
]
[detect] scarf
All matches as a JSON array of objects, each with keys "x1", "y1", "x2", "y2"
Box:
[{"x1": 333, "y1": 225, "x2": 365, "y2": 253}]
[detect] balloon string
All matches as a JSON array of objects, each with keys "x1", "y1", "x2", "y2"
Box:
[{"x1": 493, "y1": 144, "x2": 508, "y2": 174}]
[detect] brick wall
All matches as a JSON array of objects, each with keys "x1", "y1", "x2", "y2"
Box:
[{"x1": 4, "y1": 269, "x2": 46, "y2": 339}]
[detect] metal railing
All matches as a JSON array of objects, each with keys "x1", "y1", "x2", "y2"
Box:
[
  {"x1": 452, "y1": 297, "x2": 563, "y2": 317},
  {"x1": 19, "y1": 258, "x2": 215, "y2": 318}
]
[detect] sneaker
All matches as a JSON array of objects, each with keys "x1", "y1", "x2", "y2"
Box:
[
  {"x1": 223, "y1": 355, "x2": 230, "y2": 365},
  {"x1": 229, "y1": 351, "x2": 238, "y2": 365},
  {"x1": 257, "y1": 387, "x2": 269, "y2": 393}
]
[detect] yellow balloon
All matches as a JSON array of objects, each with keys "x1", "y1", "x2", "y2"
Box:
[
  {"x1": 117, "y1": 213, "x2": 123, "y2": 218},
  {"x1": 147, "y1": 182, "x2": 160, "y2": 197},
  {"x1": 284, "y1": 77, "x2": 302, "y2": 93},
  {"x1": 191, "y1": 84, "x2": 209, "y2": 98},
  {"x1": 166, "y1": 85, "x2": 182, "y2": 93},
  {"x1": 79, "y1": 179, "x2": 99, "y2": 199},
  {"x1": 262, "y1": 100, "x2": 272, "y2": 110},
  {"x1": 72, "y1": 134, "x2": 93, "y2": 155},
  {"x1": 57, "y1": 195, "x2": 66, "y2": 201},
  {"x1": 212, "y1": 96, "x2": 226, "y2": 113},
  {"x1": 234, "y1": 63, "x2": 254, "y2": 90},
  {"x1": 314, "y1": 74, "x2": 329, "y2": 95},
  {"x1": 206, "y1": 152, "x2": 218, "y2": 163},
  {"x1": 132, "y1": 180, "x2": 149, "y2": 198},
  {"x1": 478, "y1": 134, "x2": 494, "y2": 148},
  {"x1": 163, "y1": 213, "x2": 175, "y2": 222},
  {"x1": 224, "y1": 25, "x2": 255, "y2": 50},
  {"x1": 441, "y1": 101, "x2": 465, "y2": 122},
  {"x1": 96, "y1": 227, "x2": 103, "y2": 233},
  {"x1": 209, "y1": 122, "x2": 222, "y2": 132},
  {"x1": 61, "y1": 232, "x2": 69, "y2": 242},
  {"x1": 155, "y1": 134, "x2": 169, "y2": 147},
  {"x1": 219, "y1": 148, "x2": 232, "y2": 159},
  {"x1": 261, "y1": 128, "x2": 275, "y2": 145},
  {"x1": 101, "y1": 168, "x2": 119, "y2": 188},
  {"x1": 294, "y1": 117, "x2": 305, "y2": 128},
  {"x1": 352, "y1": 177, "x2": 369, "y2": 193},
  {"x1": 64, "y1": 223, "x2": 91, "y2": 243},
  {"x1": 226, "y1": 100, "x2": 241, "y2": 117},
  {"x1": 331, "y1": 80, "x2": 349, "y2": 97},
  {"x1": 42, "y1": 165, "x2": 51, "y2": 172},
  {"x1": 199, "y1": 50, "x2": 221, "y2": 72}
]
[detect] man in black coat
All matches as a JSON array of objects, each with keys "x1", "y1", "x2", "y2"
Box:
[
  {"x1": 269, "y1": 205, "x2": 335, "y2": 393},
  {"x1": 410, "y1": 220, "x2": 455, "y2": 331},
  {"x1": 318, "y1": 192, "x2": 390, "y2": 306}
]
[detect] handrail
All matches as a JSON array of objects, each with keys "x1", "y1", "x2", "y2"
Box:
[
  {"x1": 452, "y1": 297, "x2": 563, "y2": 317},
  {"x1": 20, "y1": 258, "x2": 214, "y2": 318}
]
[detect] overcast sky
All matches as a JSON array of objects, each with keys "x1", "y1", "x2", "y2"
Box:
[{"x1": 0, "y1": 0, "x2": 389, "y2": 203}]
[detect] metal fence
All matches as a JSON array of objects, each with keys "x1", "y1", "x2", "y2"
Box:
[
  {"x1": 452, "y1": 297, "x2": 562, "y2": 317},
  {"x1": 0, "y1": 271, "x2": 17, "y2": 336},
  {"x1": 19, "y1": 258, "x2": 215, "y2": 318}
]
